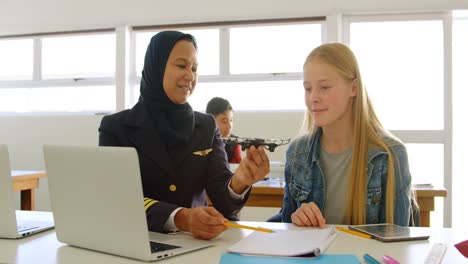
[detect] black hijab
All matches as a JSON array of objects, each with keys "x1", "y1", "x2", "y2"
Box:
[{"x1": 139, "y1": 31, "x2": 197, "y2": 148}]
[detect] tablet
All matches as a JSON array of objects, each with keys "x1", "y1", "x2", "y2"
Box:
[{"x1": 348, "y1": 223, "x2": 430, "y2": 242}]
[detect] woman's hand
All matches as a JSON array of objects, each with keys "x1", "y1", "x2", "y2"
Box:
[
  {"x1": 291, "y1": 202, "x2": 326, "y2": 228},
  {"x1": 174, "y1": 207, "x2": 228, "y2": 240},
  {"x1": 230, "y1": 145, "x2": 270, "y2": 194}
]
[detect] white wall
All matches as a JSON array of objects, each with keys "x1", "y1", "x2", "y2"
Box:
[
  {"x1": 2, "y1": 0, "x2": 467, "y2": 219},
  {"x1": 0, "y1": 115, "x2": 102, "y2": 170},
  {"x1": 1, "y1": 115, "x2": 103, "y2": 211}
]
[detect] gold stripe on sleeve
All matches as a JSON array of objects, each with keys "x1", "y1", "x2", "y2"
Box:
[
  {"x1": 144, "y1": 198, "x2": 154, "y2": 206},
  {"x1": 144, "y1": 200, "x2": 158, "y2": 211}
]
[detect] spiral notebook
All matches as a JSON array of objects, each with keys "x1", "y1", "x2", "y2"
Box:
[{"x1": 227, "y1": 228, "x2": 337, "y2": 257}]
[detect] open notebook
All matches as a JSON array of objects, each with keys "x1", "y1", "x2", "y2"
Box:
[
  {"x1": 227, "y1": 228, "x2": 337, "y2": 257},
  {"x1": 219, "y1": 253, "x2": 360, "y2": 264}
]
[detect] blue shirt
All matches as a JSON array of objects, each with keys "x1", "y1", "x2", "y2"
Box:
[{"x1": 281, "y1": 129, "x2": 413, "y2": 226}]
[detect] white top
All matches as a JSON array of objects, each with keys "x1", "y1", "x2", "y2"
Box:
[{"x1": 0, "y1": 222, "x2": 466, "y2": 264}]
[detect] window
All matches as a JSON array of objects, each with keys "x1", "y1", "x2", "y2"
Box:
[
  {"x1": 135, "y1": 29, "x2": 219, "y2": 76},
  {"x1": 42, "y1": 34, "x2": 115, "y2": 79},
  {"x1": 129, "y1": 20, "x2": 324, "y2": 111},
  {"x1": 406, "y1": 144, "x2": 444, "y2": 186},
  {"x1": 348, "y1": 19, "x2": 443, "y2": 130},
  {"x1": 0, "y1": 39, "x2": 33, "y2": 80},
  {"x1": 0, "y1": 86, "x2": 115, "y2": 113},
  {"x1": 0, "y1": 32, "x2": 116, "y2": 114},
  {"x1": 344, "y1": 13, "x2": 450, "y2": 227},
  {"x1": 230, "y1": 24, "x2": 322, "y2": 74},
  {"x1": 190, "y1": 81, "x2": 305, "y2": 111},
  {"x1": 452, "y1": 10, "x2": 468, "y2": 229}
]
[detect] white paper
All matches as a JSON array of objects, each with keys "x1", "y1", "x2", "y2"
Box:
[{"x1": 227, "y1": 228, "x2": 337, "y2": 257}]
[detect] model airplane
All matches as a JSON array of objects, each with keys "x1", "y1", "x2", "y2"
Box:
[{"x1": 222, "y1": 137, "x2": 291, "y2": 152}]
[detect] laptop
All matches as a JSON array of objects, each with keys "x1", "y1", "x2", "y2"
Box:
[
  {"x1": 0, "y1": 144, "x2": 54, "y2": 239},
  {"x1": 43, "y1": 145, "x2": 213, "y2": 262}
]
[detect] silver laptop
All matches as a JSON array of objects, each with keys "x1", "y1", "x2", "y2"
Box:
[
  {"x1": 43, "y1": 145, "x2": 213, "y2": 262},
  {"x1": 0, "y1": 144, "x2": 54, "y2": 239}
]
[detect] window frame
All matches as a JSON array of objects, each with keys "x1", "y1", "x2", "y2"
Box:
[
  {"x1": 127, "y1": 18, "x2": 326, "y2": 110},
  {"x1": 0, "y1": 30, "x2": 116, "y2": 114},
  {"x1": 342, "y1": 12, "x2": 453, "y2": 227}
]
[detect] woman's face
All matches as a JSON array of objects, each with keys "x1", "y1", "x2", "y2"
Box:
[
  {"x1": 303, "y1": 58, "x2": 356, "y2": 129},
  {"x1": 163, "y1": 40, "x2": 198, "y2": 104},
  {"x1": 215, "y1": 110, "x2": 234, "y2": 138}
]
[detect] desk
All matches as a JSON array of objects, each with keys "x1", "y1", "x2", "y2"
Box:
[
  {"x1": 248, "y1": 178, "x2": 447, "y2": 227},
  {"x1": 415, "y1": 186, "x2": 448, "y2": 227},
  {"x1": 11, "y1": 171, "x2": 46, "y2": 211},
  {"x1": 0, "y1": 222, "x2": 465, "y2": 263}
]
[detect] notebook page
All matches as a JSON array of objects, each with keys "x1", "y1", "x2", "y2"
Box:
[{"x1": 227, "y1": 228, "x2": 337, "y2": 257}]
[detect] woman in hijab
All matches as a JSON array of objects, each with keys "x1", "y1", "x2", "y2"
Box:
[{"x1": 99, "y1": 31, "x2": 270, "y2": 240}]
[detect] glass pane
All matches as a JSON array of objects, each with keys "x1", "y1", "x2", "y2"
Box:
[
  {"x1": 350, "y1": 20, "x2": 443, "y2": 130},
  {"x1": 0, "y1": 39, "x2": 33, "y2": 80},
  {"x1": 0, "y1": 86, "x2": 115, "y2": 112},
  {"x1": 406, "y1": 143, "x2": 443, "y2": 230},
  {"x1": 452, "y1": 15, "x2": 468, "y2": 229},
  {"x1": 42, "y1": 34, "x2": 115, "y2": 78},
  {"x1": 135, "y1": 32, "x2": 152, "y2": 77},
  {"x1": 189, "y1": 81, "x2": 305, "y2": 111},
  {"x1": 405, "y1": 143, "x2": 443, "y2": 186},
  {"x1": 230, "y1": 23, "x2": 322, "y2": 74},
  {"x1": 131, "y1": 80, "x2": 306, "y2": 112},
  {"x1": 135, "y1": 29, "x2": 219, "y2": 76}
]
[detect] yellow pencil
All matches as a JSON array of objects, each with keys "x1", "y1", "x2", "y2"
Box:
[
  {"x1": 224, "y1": 222, "x2": 274, "y2": 233},
  {"x1": 336, "y1": 226, "x2": 372, "y2": 239}
]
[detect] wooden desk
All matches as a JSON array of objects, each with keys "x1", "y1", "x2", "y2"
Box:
[
  {"x1": 11, "y1": 171, "x2": 46, "y2": 211},
  {"x1": 248, "y1": 178, "x2": 447, "y2": 227},
  {"x1": 415, "y1": 186, "x2": 448, "y2": 227},
  {"x1": 0, "y1": 223, "x2": 465, "y2": 263}
]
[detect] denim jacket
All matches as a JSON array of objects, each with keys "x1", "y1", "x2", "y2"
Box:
[{"x1": 281, "y1": 129, "x2": 413, "y2": 226}]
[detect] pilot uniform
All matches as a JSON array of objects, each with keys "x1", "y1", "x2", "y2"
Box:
[{"x1": 99, "y1": 102, "x2": 248, "y2": 232}]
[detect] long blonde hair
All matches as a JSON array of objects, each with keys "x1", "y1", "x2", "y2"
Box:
[{"x1": 302, "y1": 43, "x2": 399, "y2": 224}]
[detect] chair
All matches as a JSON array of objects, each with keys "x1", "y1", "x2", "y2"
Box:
[{"x1": 409, "y1": 195, "x2": 421, "y2": 227}]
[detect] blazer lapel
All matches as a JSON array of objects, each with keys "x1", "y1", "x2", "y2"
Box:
[
  {"x1": 173, "y1": 116, "x2": 205, "y2": 167},
  {"x1": 125, "y1": 104, "x2": 177, "y2": 178}
]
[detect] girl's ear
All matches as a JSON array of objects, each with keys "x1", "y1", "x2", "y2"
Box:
[{"x1": 351, "y1": 79, "x2": 358, "y2": 97}]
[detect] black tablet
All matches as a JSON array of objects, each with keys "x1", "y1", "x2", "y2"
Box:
[{"x1": 348, "y1": 223, "x2": 430, "y2": 242}]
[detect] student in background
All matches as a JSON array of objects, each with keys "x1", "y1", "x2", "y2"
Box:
[
  {"x1": 281, "y1": 43, "x2": 415, "y2": 227},
  {"x1": 206, "y1": 97, "x2": 242, "y2": 163},
  {"x1": 99, "y1": 31, "x2": 270, "y2": 240}
]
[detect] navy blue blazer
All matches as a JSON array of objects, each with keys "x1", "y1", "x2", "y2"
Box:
[{"x1": 98, "y1": 102, "x2": 248, "y2": 232}]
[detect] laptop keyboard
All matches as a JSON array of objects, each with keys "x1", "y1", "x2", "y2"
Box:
[
  {"x1": 150, "y1": 241, "x2": 181, "y2": 253},
  {"x1": 17, "y1": 225, "x2": 38, "y2": 232}
]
